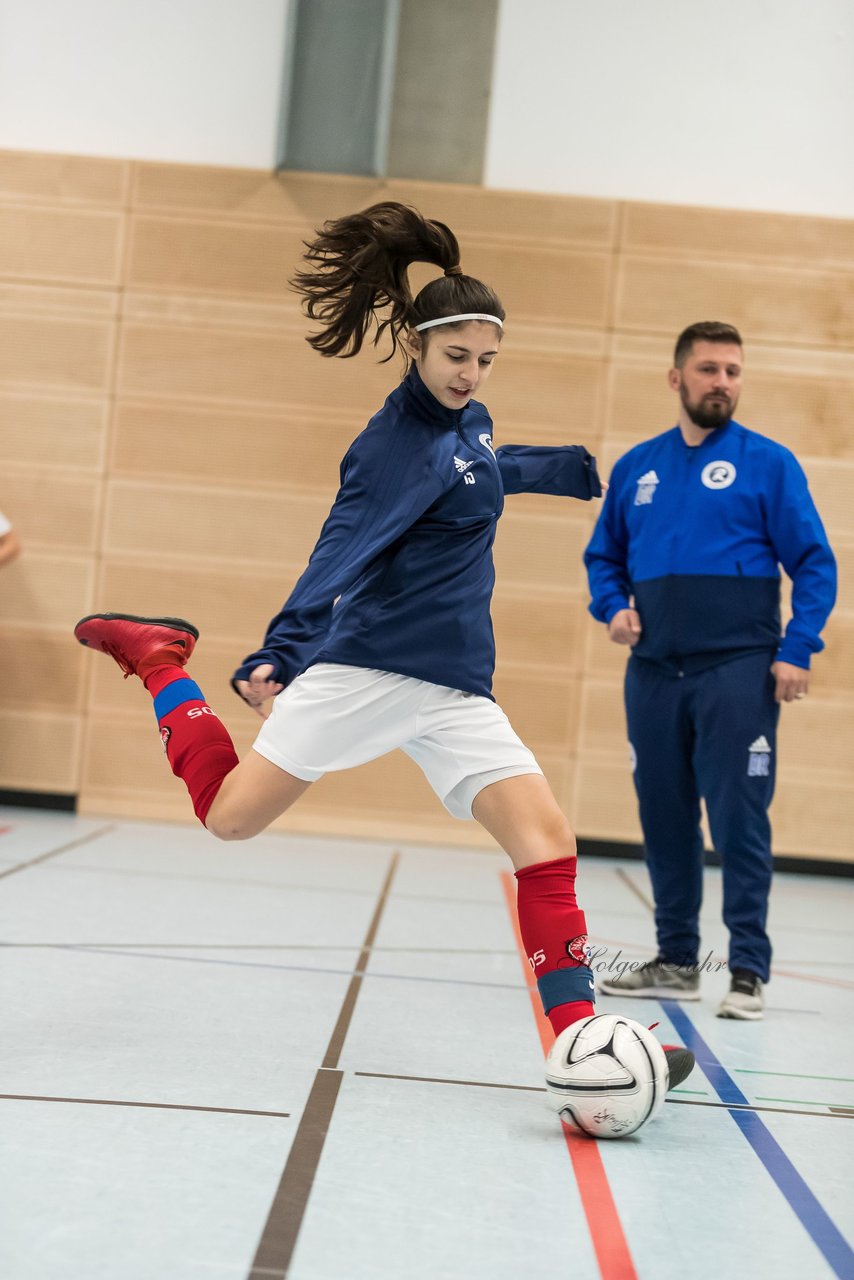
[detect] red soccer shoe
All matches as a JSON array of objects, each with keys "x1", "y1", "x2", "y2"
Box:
[{"x1": 74, "y1": 613, "x2": 199, "y2": 679}]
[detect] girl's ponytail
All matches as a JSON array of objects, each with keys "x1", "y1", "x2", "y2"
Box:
[{"x1": 292, "y1": 201, "x2": 504, "y2": 361}]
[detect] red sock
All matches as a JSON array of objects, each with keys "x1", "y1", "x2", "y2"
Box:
[
  {"x1": 515, "y1": 855, "x2": 596, "y2": 1037},
  {"x1": 142, "y1": 663, "x2": 238, "y2": 826}
]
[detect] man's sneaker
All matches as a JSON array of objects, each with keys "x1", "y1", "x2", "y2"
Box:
[
  {"x1": 598, "y1": 956, "x2": 701, "y2": 1001},
  {"x1": 716, "y1": 968, "x2": 764, "y2": 1020},
  {"x1": 662, "y1": 1045, "x2": 695, "y2": 1090},
  {"x1": 74, "y1": 613, "x2": 198, "y2": 679}
]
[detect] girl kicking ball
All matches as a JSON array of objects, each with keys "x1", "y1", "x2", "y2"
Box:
[{"x1": 75, "y1": 201, "x2": 694, "y2": 1097}]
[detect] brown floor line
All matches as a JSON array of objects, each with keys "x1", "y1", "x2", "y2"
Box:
[
  {"x1": 247, "y1": 850, "x2": 401, "y2": 1280},
  {"x1": 0, "y1": 825, "x2": 115, "y2": 881},
  {"x1": 0, "y1": 1093, "x2": 290, "y2": 1118}
]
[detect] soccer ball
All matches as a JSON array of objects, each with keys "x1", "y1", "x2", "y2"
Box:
[{"x1": 545, "y1": 1014, "x2": 668, "y2": 1138}]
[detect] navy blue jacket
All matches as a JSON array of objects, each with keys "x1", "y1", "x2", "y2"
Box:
[
  {"x1": 584, "y1": 421, "x2": 836, "y2": 672},
  {"x1": 234, "y1": 365, "x2": 602, "y2": 698}
]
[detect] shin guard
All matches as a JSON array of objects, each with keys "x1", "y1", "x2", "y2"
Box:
[
  {"x1": 145, "y1": 666, "x2": 238, "y2": 825},
  {"x1": 515, "y1": 855, "x2": 595, "y2": 1036}
]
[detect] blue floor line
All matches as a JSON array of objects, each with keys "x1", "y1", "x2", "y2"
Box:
[{"x1": 663, "y1": 1001, "x2": 854, "y2": 1280}]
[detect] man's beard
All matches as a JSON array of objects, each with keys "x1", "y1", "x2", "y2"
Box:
[{"x1": 681, "y1": 386, "x2": 736, "y2": 431}]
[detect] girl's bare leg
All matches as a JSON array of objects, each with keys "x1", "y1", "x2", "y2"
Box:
[
  {"x1": 205, "y1": 752, "x2": 312, "y2": 841},
  {"x1": 472, "y1": 773, "x2": 576, "y2": 869},
  {"x1": 473, "y1": 772, "x2": 594, "y2": 1033}
]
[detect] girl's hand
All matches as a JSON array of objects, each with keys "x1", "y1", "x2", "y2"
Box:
[{"x1": 234, "y1": 663, "x2": 284, "y2": 718}]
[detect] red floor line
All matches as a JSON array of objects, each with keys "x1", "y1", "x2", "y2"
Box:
[{"x1": 500, "y1": 872, "x2": 638, "y2": 1280}]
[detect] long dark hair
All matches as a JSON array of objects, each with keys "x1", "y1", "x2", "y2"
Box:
[{"x1": 291, "y1": 201, "x2": 505, "y2": 361}]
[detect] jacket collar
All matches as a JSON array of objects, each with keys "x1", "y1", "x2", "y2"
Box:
[
  {"x1": 401, "y1": 362, "x2": 466, "y2": 428},
  {"x1": 675, "y1": 418, "x2": 737, "y2": 449}
]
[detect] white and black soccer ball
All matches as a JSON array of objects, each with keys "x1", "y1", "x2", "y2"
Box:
[{"x1": 545, "y1": 1014, "x2": 668, "y2": 1138}]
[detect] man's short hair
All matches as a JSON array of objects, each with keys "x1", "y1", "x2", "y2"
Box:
[{"x1": 674, "y1": 322, "x2": 743, "y2": 368}]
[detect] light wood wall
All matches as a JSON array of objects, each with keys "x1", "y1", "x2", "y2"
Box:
[{"x1": 1, "y1": 150, "x2": 852, "y2": 861}]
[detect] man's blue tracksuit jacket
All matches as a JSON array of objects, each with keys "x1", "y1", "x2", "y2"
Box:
[{"x1": 584, "y1": 420, "x2": 836, "y2": 979}]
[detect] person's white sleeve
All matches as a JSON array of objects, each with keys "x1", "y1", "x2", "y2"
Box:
[{"x1": 0, "y1": 510, "x2": 12, "y2": 537}]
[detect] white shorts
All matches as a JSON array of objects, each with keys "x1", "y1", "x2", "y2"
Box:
[{"x1": 252, "y1": 664, "x2": 542, "y2": 820}]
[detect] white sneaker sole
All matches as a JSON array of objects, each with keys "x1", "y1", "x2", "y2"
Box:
[{"x1": 716, "y1": 1004, "x2": 763, "y2": 1020}]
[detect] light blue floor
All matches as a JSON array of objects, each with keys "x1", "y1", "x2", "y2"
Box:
[{"x1": 1, "y1": 805, "x2": 852, "y2": 1280}]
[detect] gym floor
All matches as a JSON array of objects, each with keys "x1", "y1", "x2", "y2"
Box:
[{"x1": 1, "y1": 804, "x2": 852, "y2": 1280}]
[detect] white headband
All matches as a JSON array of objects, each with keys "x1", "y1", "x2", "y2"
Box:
[{"x1": 414, "y1": 313, "x2": 504, "y2": 332}]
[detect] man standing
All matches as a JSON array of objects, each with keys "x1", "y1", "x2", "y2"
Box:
[{"x1": 584, "y1": 322, "x2": 836, "y2": 1019}]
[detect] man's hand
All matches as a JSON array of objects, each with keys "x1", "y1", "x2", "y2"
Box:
[
  {"x1": 234, "y1": 663, "x2": 284, "y2": 718},
  {"x1": 0, "y1": 530, "x2": 21, "y2": 569},
  {"x1": 771, "y1": 661, "x2": 809, "y2": 703},
  {"x1": 608, "y1": 608, "x2": 642, "y2": 646}
]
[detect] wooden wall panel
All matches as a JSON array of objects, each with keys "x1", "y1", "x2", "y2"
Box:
[
  {"x1": 491, "y1": 591, "x2": 584, "y2": 671},
  {"x1": 0, "y1": 711, "x2": 81, "y2": 791},
  {"x1": 132, "y1": 166, "x2": 388, "y2": 222},
  {"x1": 767, "y1": 772, "x2": 854, "y2": 859},
  {"x1": 3, "y1": 472, "x2": 101, "y2": 551},
  {"x1": 121, "y1": 289, "x2": 295, "y2": 332},
  {"x1": 0, "y1": 156, "x2": 120, "y2": 796},
  {"x1": 127, "y1": 217, "x2": 305, "y2": 297},
  {"x1": 777, "y1": 699, "x2": 854, "y2": 770},
  {"x1": 828, "y1": 540, "x2": 853, "y2": 607},
  {"x1": 397, "y1": 183, "x2": 617, "y2": 249},
  {"x1": 0, "y1": 393, "x2": 106, "y2": 469},
  {"x1": 485, "y1": 351, "x2": 605, "y2": 445},
  {"x1": 102, "y1": 479, "x2": 329, "y2": 570},
  {"x1": 492, "y1": 672, "x2": 581, "y2": 754},
  {"x1": 622, "y1": 204, "x2": 854, "y2": 267},
  {"x1": 808, "y1": 615, "x2": 854, "y2": 692},
  {"x1": 0, "y1": 313, "x2": 113, "y2": 392},
  {"x1": 117, "y1": 321, "x2": 394, "y2": 413},
  {"x1": 773, "y1": 768, "x2": 854, "y2": 860},
  {"x1": 574, "y1": 759, "x2": 638, "y2": 841},
  {"x1": 1, "y1": 150, "x2": 850, "y2": 862},
  {"x1": 304, "y1": 752, "x2": 445, "y2": 821},
  {"x1": 0, "y1": 152, "x2": 128, "y2": 207},
  {"x1": 0, "y1": 628, "x2": 85, "y2": 710},
  {"x1": 493, "y1": 509, "x2": 589, "y2": 593},
  {"x1": 803, "y1": 461, "x2": 854, "y2": 539},
  {"x1": 463, "y1": 243, "x2": 610, "y2": 328},
  {"x1": 0, "y1": 280, "x2": 116, "y2": 315},
  {"x1": 617, "y1": 256, "x2": 854, "y2": 347},
  {"x1": 583, "y1": 618, "x2": 629, "y2": 679},
  {"x1": 111, "y1": 402, "x2": 350, "y2": 492},
  {"x1": 271, "y1": 749, "x2": 575, "y2": 849},
  {"x1": 605, "y1": 362, "x2": 854, "y2": 461},
  {"x1": 0, "y1": 206, "x2": 123, "y2": 284},
  {"x1": 579, "y1": 680, "x2": 626, "y2": 756},
  {"x1": 605, "y1": 363, "x2": 671, "y2": 438},
  {"x1": 737, "y1": 376, "x2": 854, "y2": 459},
  {"x1": 96, "y1": 560, "x2": 291, "y2": 648},
  {"x1": 2, "y1": 555, "x2": 95, "y2": 628},
  {"x1": 132, "y1": 164, "x2": 617, "y2": 247}
]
